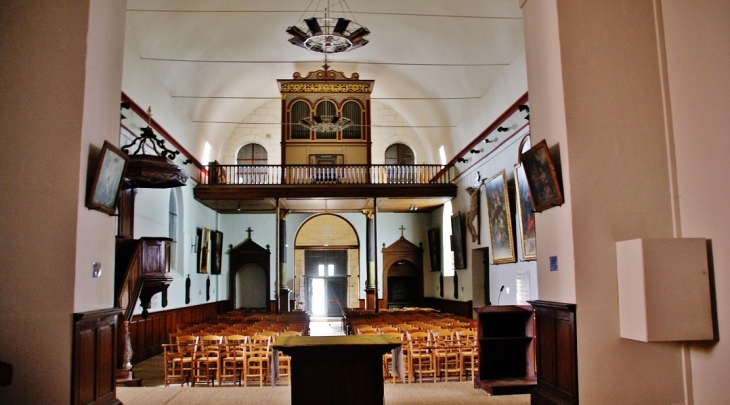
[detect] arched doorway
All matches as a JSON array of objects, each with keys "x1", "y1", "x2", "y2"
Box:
[{"x1": 294, "y1": 214, "x2": 360, "y2": 314}]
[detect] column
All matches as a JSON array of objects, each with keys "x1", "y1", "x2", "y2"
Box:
[
  {"x1": 278, "y1": 209, "x2": 291, "y2": 312},
  {"x1": 362, "y1": 210, "x2": 376, "y2": 309}
]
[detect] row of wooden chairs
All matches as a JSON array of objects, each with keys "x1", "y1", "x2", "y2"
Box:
[
  {"x1": 381, "y1": 329, "x2": 478, "y2": 383},
  {"x1": 163, "y1": 333, "x2": 298, "y2": 387}
]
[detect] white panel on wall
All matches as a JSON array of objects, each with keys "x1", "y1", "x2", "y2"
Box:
[{"x1": 616, "y1": 238, "x2": 713, "y2": 342}]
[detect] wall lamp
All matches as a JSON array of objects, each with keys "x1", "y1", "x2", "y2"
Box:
[
  {"x1": 519, "y1": 104, "x2": 530, "y2": 120},
  {"x1": 484, "y1": 138, "x2": 497, "y2": 144},
  {"x1": 469, "y1": 149, "x2": 482, "y2": 154},
  {"x1": 457, "y1": 157, "x2": 469, "y2": 163},
  {"x1": 497, "y1": 126, "x2": 510, "y2": 132}
]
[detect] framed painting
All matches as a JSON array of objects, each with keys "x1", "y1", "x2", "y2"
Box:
[
  {"x1": 514, "y1": 163, "x2": 537, "y2": 260},
  {"x1": 86, "y1": 140, "x2": 128, "y2": 215},
  {"x1": 484, "y1": 170, "x2": 516, "y2": 264},
  {"x1": 197, "y1": 227, "x2": 211, "y2": 274},
  {"x1": 451, "y1": 213, "x2": 466, "y2": 269},
  {"x1": 210, "y1": 230, "x2": 224, "y2": 275},
  {"x1": 521, "y1": 140, "x2": 564, "y2": 211},
  {"x1": 427, "y1": 228, "x2": 441, "y2": 272}
]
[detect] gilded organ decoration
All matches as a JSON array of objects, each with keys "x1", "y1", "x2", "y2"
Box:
[{"x1": 278, "y1": 66, "x2": 373, "y2": 166}]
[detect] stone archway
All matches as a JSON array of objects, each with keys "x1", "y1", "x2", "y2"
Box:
[{"x1": 294, "y1": 214, "x2": 360, "y2": 312}]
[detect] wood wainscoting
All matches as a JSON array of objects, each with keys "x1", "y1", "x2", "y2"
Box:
[
  {"x1": 128, "y1": 301, "x2": 229, "y2": 364},
  {"x1": 423, "y1": 297, "x2": 474, "y2": 319},
  {"x1": 73, "y1": 308, "x2": 122, "y2": 405}
]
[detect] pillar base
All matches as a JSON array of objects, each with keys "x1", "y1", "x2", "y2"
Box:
[
  {"x1": 278, "y1": 288, "x2": 291, "y2": 313},
  {"x1": 364, "y1": 288, "x2": 376, "y2": 310}
]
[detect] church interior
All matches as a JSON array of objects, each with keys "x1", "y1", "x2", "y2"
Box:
[{"x1": 1, "y1": 1, "x2": 729, "y2": 404}]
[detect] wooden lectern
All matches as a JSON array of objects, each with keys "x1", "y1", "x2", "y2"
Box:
[{"x1": 273, "y1": 335, "x2": 400, "y2": 405}]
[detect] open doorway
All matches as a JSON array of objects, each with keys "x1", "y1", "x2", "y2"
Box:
[{"x1": 304, "y1": 250, "x2": 348, "y2": 317}]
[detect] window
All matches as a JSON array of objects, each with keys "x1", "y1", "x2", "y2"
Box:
[
  {"x1": 168, "y1": 188, "x2": 184, "y2": 276},
  {"x1": 443, "y1": 201, "x2": 455, "y2": 277},
  {"x1": 237, "y1": 144, "x2": 268, "y2": 184},
  {"x1": 385, "y1": 143, "x2": 414, "y2": 165},
  {"x1": 169, "y1": 192, "x2": 177, "y2": 272},
  {"x1": 237, "y1": 143, "x2": 268, "y2": 165}
]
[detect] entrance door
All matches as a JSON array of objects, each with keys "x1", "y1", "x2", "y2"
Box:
[{"x1": 305, "y1": 250, "x2": 347, "y2": 317}]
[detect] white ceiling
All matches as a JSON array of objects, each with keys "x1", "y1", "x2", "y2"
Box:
[{"x1": 124, "y1": 0, "x2": 525, "y2": 156}]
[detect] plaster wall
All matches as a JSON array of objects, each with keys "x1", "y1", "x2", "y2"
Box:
[
  {"x1": 661, "y1": 1, "x2": 730, "y2": 403},
  {"x1": 524, "y1": 0, "x2": 690, "y2": 403},
  {"x1": 0, "y1": 1, "x2": 124, "y2": 403}
]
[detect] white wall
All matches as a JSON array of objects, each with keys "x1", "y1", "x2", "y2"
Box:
[
  {"x1": 661, "y1": 1, "x2": 730, "y2": 404},
  {"x1": 522, "y1": 0, "x2": 714, "y2": 403},
  {"x1": 0, "y1": 1, "x2": 125, "y2": 403}
]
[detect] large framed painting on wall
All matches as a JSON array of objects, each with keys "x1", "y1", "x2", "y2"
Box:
[
  {"x1": 485, "y1": 170, "x2": 516, "y2": 264},
  {"x1": 197, "y1": 227, "x2": 211, "y2": 274},
  {"x1": 428, "y1": 228, "x2": 441, "y2": 272},
  {"x1": 521, "y1": 140, "x2": 564, "y2": 211},
  {"x1": 514, "y1": 163, "x2": 537, "y2": 260},
  {"x1": 451, "y1": 214, "x2": 466, "y2": 269},
  {"x1": 86, "y1": 140, "x2": 128, "y2": 215},
  {"x1": 210, "y1": 230, "x2": 224, "y2": 275}
]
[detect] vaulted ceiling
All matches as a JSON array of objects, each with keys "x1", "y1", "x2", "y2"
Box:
[{"x1": 123, "y1": 0, "x2": 526, "y2": 162}]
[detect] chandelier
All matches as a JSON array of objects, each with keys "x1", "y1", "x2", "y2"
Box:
[{"x1": 286, "y1": 0, "x2": 370, "y2": 54}]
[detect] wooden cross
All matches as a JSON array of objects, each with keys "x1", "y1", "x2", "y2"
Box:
[
  {"x1": 399, "y1": 225, "x2": 406, "y2": 237},
  {"x1": 246, "y1": 227, "x2": 253, "y2": 239}
]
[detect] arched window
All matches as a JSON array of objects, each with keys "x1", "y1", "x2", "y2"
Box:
[
  {"x1": 290, "y1": 100, "x2": 311, "y2": 140},
  {"x1": 385, "y1": 143, "x2": 414, "y2": 165},
  {"x1": 342, "y1": 101, "x2": 362, "y2": 140},
  {"x1": 168, "y1": 189, "x2": 184, "y2": 276},
  {"x1": 237, "y1": 143, "x2": 268, "y2": 165}
]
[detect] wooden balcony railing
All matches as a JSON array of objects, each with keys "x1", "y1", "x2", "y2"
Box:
[{"x1": 200, "y1": 164, "x2": 454, "y2": 186}]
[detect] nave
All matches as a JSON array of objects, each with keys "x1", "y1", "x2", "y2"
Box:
[{"x1": 118, "y1": 317, "x2": 530, "y2": 405}]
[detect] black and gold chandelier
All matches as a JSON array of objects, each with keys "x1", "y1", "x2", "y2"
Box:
[{"x1": 286, "y1": 0, "x2": 370, "y2": 54}]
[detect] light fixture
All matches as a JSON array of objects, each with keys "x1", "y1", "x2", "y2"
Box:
[
  {"x1": 298, "y1": 56, "x2": 353, "y2": 133},
  {"x1": 457, "y1": 157, "x2": 469, "y2": 163},
  {"x1": 484, "y1": 138, "x2": 497, "y2": 144},
  {"x1": 409, "y1": 204, "x2": 418, "y2": 211},
  {"x1": 469, "y1": 149, "x2": 482, "y2": 154},
  {"x1": 497, "y1": 126, "x2": 510, "y2": 132},
  {"x1": 286, "y1": 0, "x2": 370, "y2": 54},
  {"x1": 518, "y1": 104, "x2": 530, "y2": 120},
  {"x1": 236, "y1": 203, "x2": 241, "y2": 212}
]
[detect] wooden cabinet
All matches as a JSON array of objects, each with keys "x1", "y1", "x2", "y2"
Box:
[
  {"x1": 473, "y1": 305, "x2": 536, "y2": 395},
  {"x1": 529, "y1": 300, "x2": 578, "y2": 405}
]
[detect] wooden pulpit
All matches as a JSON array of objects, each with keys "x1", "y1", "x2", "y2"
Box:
[{"x1": 273, "y1": 335, "x2": 400, "y2": 405}]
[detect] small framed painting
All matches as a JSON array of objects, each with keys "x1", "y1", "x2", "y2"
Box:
[
  {"x1": 521, "y1": 140, "x2": 564, "y2": 211},
  {"x1": 514, "y1": 163, "x2": 537, "y2": 260},
  {"x1": 86, "y1": 140, "x2": 128, "y2": 215},
  {"x1": 485, "y1": 170, "x2": 516, "y2": 264}
]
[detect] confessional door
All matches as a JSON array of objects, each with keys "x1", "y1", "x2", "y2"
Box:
[{"x1": 305, "y1": 250, "x2": 347, "y2": 317}]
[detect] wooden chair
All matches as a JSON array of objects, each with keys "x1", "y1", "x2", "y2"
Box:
[
  {"x1": 219, "y1": 344, "x2": 246, "y2": 386},
  {"x1": 408, "y1": 332, "x2": 435, "y2": 383},
  {"x1": 382, "y1": 332, "x2": 405, "y2": 384},
  {"x1": 164, "y1": 335, "x2": 199, "y2": 386},
  {"x1": 244, "y1": 335, "x2": 272, "y2": 387},
  {"x1": 192, "y1": 335, "x2": 223, "y2": 386},
  {"x1": 431, "y1": 331, "x2": 461, "y2": 382},
  {"x1": 276, "y1": 349, "x2": 292, "y2": 386},
  {"x1": 457, "y1": 330, "x2": 478, "y2": 380}
]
